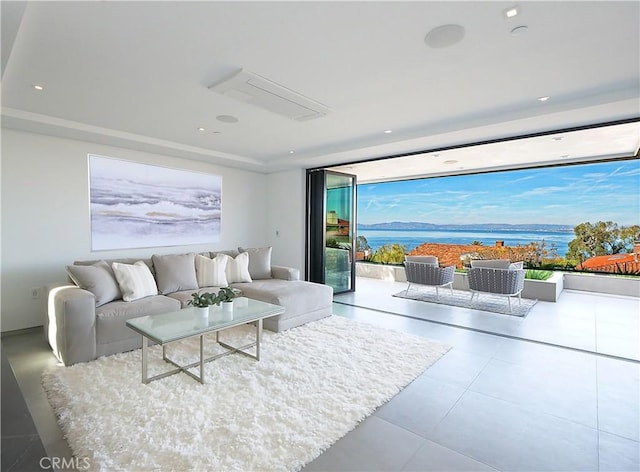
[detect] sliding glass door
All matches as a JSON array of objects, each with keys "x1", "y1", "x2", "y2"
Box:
[{"x1": 307, "y1": 169, "x2": 356, "y2": 294}]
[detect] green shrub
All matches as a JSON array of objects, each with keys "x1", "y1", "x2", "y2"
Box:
[
  {"x1": 371, "y1": 243, "x2": 407, "y2": 264},
  {"x1": 525, "y1": 269, "x2": 553, "y2": 280}
]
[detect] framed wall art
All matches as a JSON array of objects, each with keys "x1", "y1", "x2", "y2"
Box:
[{"x1": 89, "y1": 154, "x2": 221, "y2": 251}]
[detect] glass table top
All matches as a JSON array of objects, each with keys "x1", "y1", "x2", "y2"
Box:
[{"x1": 126, "y1": 297, "x2": 284, "y2": 344}]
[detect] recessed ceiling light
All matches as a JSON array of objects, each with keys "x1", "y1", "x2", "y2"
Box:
[
  {"x1": 216, "y1": 115, "x2": 239, "y2": 123},
  {"x1": 504, "y1": 6, "x2": 519, "y2": 18},
  {"x1": 538, "y1": 96, "x2": 550, "y2": 102},
  {"x1": 443, "y1": 159, "x2": 458, "y2": 165},
  {"x1": 197, "y1": 127, "x2": 205, "y2": 131},
  {"x1": 212, "y1": 131, "x2": 221, "y2": 134},
  {"x1": 33, "y1": 84, "x2": 44, "y2": 91},
  {"x1": 384, "y1": 129, "x2": 393, "y2": 134},
  {"x1": 424, "y1": 24, "x2": 466, "y2": 49},
  {"x1": 289, "y1": 150, "x2": 295, "y2": 154}
]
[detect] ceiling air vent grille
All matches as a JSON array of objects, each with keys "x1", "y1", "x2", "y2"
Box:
[{"x1": 209, "y1": 69, "x2": 330, "y2": 121}]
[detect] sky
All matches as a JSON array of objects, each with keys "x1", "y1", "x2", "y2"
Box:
[{"x1": 358, "y1": 160, "x2": 640, "y2": 226}]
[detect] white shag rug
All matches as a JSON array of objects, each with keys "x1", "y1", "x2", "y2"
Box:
[{"x1": 43, "y1": 315, "x2": 450, "y2": 472}]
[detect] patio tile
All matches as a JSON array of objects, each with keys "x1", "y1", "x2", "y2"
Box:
[
  {"x1": 596, "y1": 334, "x2": 640, "y2": 360},
  {"x1": 597, "y1": 357, "x2": 640, "y2": 441},
  {"x1": 430, "y1": 390, "x2": 599, "y2": 472}
]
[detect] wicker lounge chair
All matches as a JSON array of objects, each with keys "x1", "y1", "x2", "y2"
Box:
[
  {"x1": 467, "y1": 260, "x2": 525, "y2": 313},
  {"x1": 404, "y1": 258, "x2": 456, "y2": 299}
]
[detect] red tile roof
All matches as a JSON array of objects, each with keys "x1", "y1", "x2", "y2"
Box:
[
  {"x1": 576, "y1": 253, "x2": 640, "y2": 273},
  {"x1": 408, "y1": 243, "x2": 485, "y2": 268}
]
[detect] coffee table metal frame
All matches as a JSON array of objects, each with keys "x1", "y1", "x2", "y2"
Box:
[{"x1": 126, "y1": 298, "x2": 284, "y2": 385}]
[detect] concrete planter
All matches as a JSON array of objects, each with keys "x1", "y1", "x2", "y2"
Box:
[
  {"x1": 522, "y1": 272, "x2": 564, "y2": 302},
  {"x1": 355, "y1": 262, "x2": 398, "y2": 281},
  {"x1": 453, "y1": 272, "x2": 469, "y2": 291}
]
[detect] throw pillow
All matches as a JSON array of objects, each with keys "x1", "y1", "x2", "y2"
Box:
[
  {"x1": 238, "y1": 246, "x2": 272, "y2": 280},
  {"x1": 225, "y1": 252, "x2": 252, "y2": 284},
  {"x1": 195, "y1": 254, "x2": 229, "y2": 287},
  {"x1": 112, "y1": 261, "x2": 158, "y2": 302},
  {"x1": 151, "y1": 253, "x2": 199, "y2": 295},
  {"x1": 66, "y1": 260, "x2": 121, "y2": 307}
]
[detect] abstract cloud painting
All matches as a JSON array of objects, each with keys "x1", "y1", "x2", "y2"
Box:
[{"x1": 89, "y1": 155, "x2": 221, "y2": 251}]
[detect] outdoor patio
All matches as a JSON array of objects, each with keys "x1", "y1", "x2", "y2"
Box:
[{"x1": 334, "y1": 276, "x2": 640, "y2": 362}]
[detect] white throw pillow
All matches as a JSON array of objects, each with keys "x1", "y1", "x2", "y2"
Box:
[
  {"x1": 225, "y1": 252, "x2": 252, "y2": 284},
  {"x1": 195, "y1": 254, "x2": 229, "y2": 287},
  {"x1": 112, "y1": 261, "x2": 158, "y2": 302}
]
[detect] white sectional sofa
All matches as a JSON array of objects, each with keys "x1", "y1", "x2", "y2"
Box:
[{"x1": 46, "y1": 247, "x2": 333, "y2": 366}]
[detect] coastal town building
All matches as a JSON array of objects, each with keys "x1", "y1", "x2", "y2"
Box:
[
  {"x1": 576, "y1": 243, "x2": 640, "y2": 273},
  {"x1": 407, "y1": 241, "x2": 515, "y2": 269}
]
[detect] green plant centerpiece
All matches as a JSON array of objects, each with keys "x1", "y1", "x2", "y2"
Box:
[
  {"x1": 187, "y1": 291, "x2": 216, "y2": 308},
  {"x1": 213, "y1": 287, "x2": 237, "y2": 305}
]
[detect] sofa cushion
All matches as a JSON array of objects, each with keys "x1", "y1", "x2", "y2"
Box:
[
  {"x1": 470, "y1": 259, "x2": 512, "y2": 269},
  {"x1": 66, "y1": 260, "x2": 122, "y2": 307},
  {"x1": 195, "y1": 254, "x2": 228, "y2": 287},
  {"x1": 405, "y1": 255, "x2": 438, "y2": 265},
  {"x1": 238, "y1": 246, "x2": 272, "y2": 280},
  {"x1": 112, "y1": 261, "x2": 159, "y2": 301},
  {"x1": 225, "y1": 252, "x2": 252, "y2": 283},
  {"x1": 95, "y1": 295, "x2": 181, "y2": 346},
  {"x1": 151, "y1": 253, "x2": 198, "y2": 295},
  {"x1": 230, "y1": 279, "x2": 333, "y2": 319}
]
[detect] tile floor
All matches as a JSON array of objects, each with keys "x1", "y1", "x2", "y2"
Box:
[
  {"x1": 2, "y1": 277, "x2": 639, "y2": 471},
  {"x1": 305, "y1": 290, "x2": 640, "y2": 471}
]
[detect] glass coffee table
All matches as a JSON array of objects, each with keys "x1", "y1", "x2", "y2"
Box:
[{"x1": 126, "y1": 297, "x2": 284, "y2": 384}]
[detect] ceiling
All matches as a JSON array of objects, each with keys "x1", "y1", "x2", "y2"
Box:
[
  {"x1": 329, "y1": 121, "x2": 640, "y2": 182},
  {"x1": 2, "y1": 1, "x2": 639, "y2": 178}
]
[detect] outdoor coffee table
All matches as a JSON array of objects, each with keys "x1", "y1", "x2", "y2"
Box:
[{"x1": 126, "y1": 297, "x2": 284, "y2": 384}]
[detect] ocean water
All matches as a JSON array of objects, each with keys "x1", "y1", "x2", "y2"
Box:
[{"x1": 358, "y1": 229, "x2": 574, "y2": 257}]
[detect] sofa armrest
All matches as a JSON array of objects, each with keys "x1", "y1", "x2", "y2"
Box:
[
  {"x1": 271, "y1": 265, "x2": 300, "y2": 281},
  {"x1": 46, "y1": 284, "x2": 97, "y2": 366}
]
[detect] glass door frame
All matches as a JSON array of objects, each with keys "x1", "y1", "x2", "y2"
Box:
[{"x1": 305, "y1": 169, "x2": 357, "y2": 294}]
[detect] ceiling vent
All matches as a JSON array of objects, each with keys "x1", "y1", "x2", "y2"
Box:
[{"x1": 209, "y1": 69, "x2": 330, "y2": 121}]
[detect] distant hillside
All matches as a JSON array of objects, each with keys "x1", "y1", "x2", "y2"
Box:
[{"x1": 357, "y1": 221, "x2": 574, "y2": 232}]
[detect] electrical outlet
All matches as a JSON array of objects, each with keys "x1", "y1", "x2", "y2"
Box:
[{"x1": 31, "y1": 287, "x2": 42, "y2": 299}]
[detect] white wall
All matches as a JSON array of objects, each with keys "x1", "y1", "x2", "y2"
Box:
[
  {"x1": 266, "y1": 169, "x2": 306, "y2": 273},
  {"x1": 1, "y1": 129, "x2": 270, "y2": 332}
]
